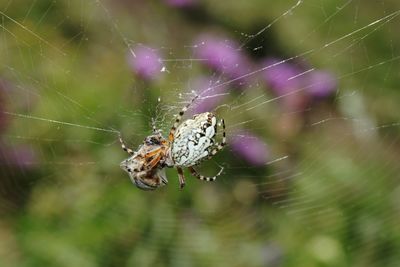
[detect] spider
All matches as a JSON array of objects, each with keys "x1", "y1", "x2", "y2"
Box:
[{"x1": 119, "y1": 95, "x2": 226, "y2": 190}]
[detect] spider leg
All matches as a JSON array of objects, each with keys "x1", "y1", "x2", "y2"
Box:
[
  {"x1": 119, "y1": 134, "x2": 135, "y2": 155},
  {"x1": 144, "y1": 147, "x2": 163, "y2": 159},
  {"x1": 168, "y1": 94, "x2": 200, "y2": 142},
  {"x1": 177, "y1": 167, "x2": 186, "y2": 189},
  {"x1": 151, "y1": 118, "x2": 158, "y2": 134},
  {"x1": 147, "y1": 152, "x2": 163, "y2": 170},
  {"x1": 208, "y1": 118, "x2": 226, "y2": 159},
  {"x1": 188, "y1": 166, "x2": 224, "y2": 182}
]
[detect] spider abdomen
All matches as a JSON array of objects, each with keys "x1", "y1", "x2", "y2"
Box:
[{"x1": 171, "y1": 112, "x2": 217, "y2": 167}]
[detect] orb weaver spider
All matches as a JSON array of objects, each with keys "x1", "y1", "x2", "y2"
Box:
[{"x1": 119, "y1": 95, "x2": 226, "y2": 190}]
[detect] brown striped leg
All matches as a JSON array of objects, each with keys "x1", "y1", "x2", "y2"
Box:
[
  {"x1": 119, "y1": 134, "x2": 135, "y2": 155},
  {"x1": 177, "y1": 167, "x2": 186, "y2": 189},
  {"x1": 168, "y1": 94, "x2": 200, "y2": 142},
  {"x1": 147, "y1": 153, "x2": 163, "y2": 170},
  {"x1": 188, "y1": 166, "x2": 224, "y2": 182},
  {"x1": 144, "y1": 147, "x2": 162, "y2": 159}
]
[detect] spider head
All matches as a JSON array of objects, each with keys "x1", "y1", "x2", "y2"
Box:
[
  {"x1": 144, "y1": 134, "x2": 164, "y2": 146},
  {"x1": 120, "y1": 156, "x2": 168, "y2": 190}
]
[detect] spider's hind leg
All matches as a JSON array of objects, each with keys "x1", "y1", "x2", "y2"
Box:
[
  {"x1": 188, "y1": 166, "x2": 223, "y2": 182},
  {"x1": 208, "y1": 118, "x2": 226, "y2": 159},
  {"x1": 177, "y1": 167, "x2": 186, "y2": 189}
]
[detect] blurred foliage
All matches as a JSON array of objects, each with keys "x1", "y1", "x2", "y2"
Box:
[{"x1": 1, "y1": 0, "x2": 400, "y2": 267}]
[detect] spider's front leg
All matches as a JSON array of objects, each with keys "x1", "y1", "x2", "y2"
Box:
[
  {"x1": 151, "y1": 118, "x2": 157, "y2": 134},
  {"x1": 168, "y1": 94, "x2": 199, "y2": 142},
  {"x1": 151, "y1": 118, "x2": 163, "y2": 137},
  {"x1": 176, "y1": 167, "x2": 186, "y2": 189},
  {"x1": 119, "y1": 134, "x2": 135, "y2": 155}
]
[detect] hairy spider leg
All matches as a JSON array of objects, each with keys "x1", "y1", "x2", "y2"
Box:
[
  {"x1": 151, "y1": 117, "x2": 163, "y2": 136},
  {"x1": 177, "y1": 167, "x2": 186, "y2": 189},
  {"x1": 119, "y1": 134, "x2": 135, "y2": 155},
  {"x1": 168, "y1": 94, "x2": 200, "y2": 142},
  {"x1": 143, "y1": 147, "x2": 163, "y2": 159},
  {"x1": 152, "y1": 118, "x2": 157, "y2": 133},
  {"x1": 188, "y1": 166, "x2": 224, "y2": 182},
  {"x1": 208, "y1": 118, "x2": 226, "y2": 159},
  {"x1": 147, "y1": 152, "x2": 163, "y2": 170}
]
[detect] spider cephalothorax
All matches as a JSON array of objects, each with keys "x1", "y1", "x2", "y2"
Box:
[{"x1": 119, "y1": 96, "x2": 226, "y2": 190}]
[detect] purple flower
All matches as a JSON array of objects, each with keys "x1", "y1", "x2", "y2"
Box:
[
  {"x1": 189, "y1": 77, "x2": 228, "y2": 114},
  {"x1": 164, "y1": 0, "x2": 197, "y2": 7},
  {"x1": 262, "y1": 58, "x2": 337, "y2": 99},
  {"x1": 194, "y1": 34, "x2": 252, "y2": 85},
  {"x1": 231, "y1": 131, "x2": 269, "y2": 166},
  {"x1": 0, "y1": 79, "x2": 37, "y2": 170},
  {"x1": 304, "y1": 70, "x2": 337, "y2": 98},
  {"x1": 10, "y1": 146, "x2": 36, "y2": 169},
  {"x1": 261, "y1": 58, "x2": 304, "y2": 96},
  {"x1": 0, "y1": 80, "x2": 10, "y2": 134},
  {"x1": 127, "y1": 46, "x2": 163, "y2": 81},
  {"x1": 0, "y1": 144, "x2": 36, "y2": 170}
]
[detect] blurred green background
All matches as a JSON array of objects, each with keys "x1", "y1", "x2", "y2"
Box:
[{"x1": 1, "y1": 0, "x2": 400, "y2": 266}]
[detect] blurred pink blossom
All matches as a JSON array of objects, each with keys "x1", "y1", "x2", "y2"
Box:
[
  {"x1": 189, "y1": 77, "x2": 228, "y2": 114},
  {"x1": 231, "y1": 131, "x2": 269, "y2": 166},
  {"x1": 127, "y1": 46, "x2": 164, "y2": 80},
  {"x1": 1, "y1": 146, "x2": 36, "y2": 169},
  {"x1": 194, "y1": 34, "x2": 252, "y2": 86},
  {"x1": 262, "y1": 57, "x2": 337, "y2": 99},
  {"x1": 261, "y1": 58, "x2": 304, "y2": 96},
  {"x1": 0, "y1": 79, "x2": 37, "y2": 170},
  {"x1": 0, "y1": 80, "x2": 10, "y2": 133},
  {"x1": 304, "y1": 70, "x2": 337, "y2": 99}
]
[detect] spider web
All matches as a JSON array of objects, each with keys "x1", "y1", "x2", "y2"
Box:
[{"x1": 1, "y1": 0, "x2": 400, "y2": 266}]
